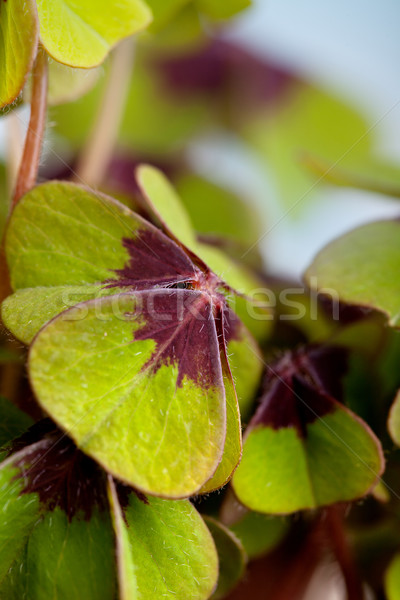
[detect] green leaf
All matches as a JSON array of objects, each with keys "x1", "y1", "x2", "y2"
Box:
[
  {"x1": 232, "y1": 405, "x2": 384, "y2": 514},
  {"x1": 137, "y1": 165, "x2": 197, "y2": 249},
  {"x1": 108, "y1": 479, "x2": 218, "y2": 600},
  {"x1": 3, "y1": 180, "x2": 158, "y2": 343},
  {"x1": 149, "y1": 4, "x2": 203, "y2": 49},
  {"x1": 246, "y1": 84, "x2": 380, "y2": 215},
  {"x1": 200, "y1": 353, "x2": 241, "y2": 494},
  {"x1": 135, "y1": 166, "x2": 271, "y2": 343},
  {"x1": 195, "y1": 0, "x2": 251, "y2": 19},
  {"x1": 385, "y1": 553, "x2": 400, "y2": 600},
  {"x1": 226, "y1": 318, "x2": 263, "y2": 419},
  {"x1": 2, "y1": 180, "x2": 160, "y2": 342},
  {"x1": 0, "y1": 397, "x2": 33, "y2": 448},
  {"x1": 24, "y1": 56, "x2": 100, "y2": 106},
  {"x1": 36, "y1": 0, "x2": 152, "y2": 68},
  {"x1": 175, "y1": 173, "x2": 264, "y2": 252},
  {"x1": 144, "y1": 0, "x2": 190, "y2": 32},
  {"x1": 204, "y1": 517, "x2": 246, "y2": 600},
  {"x1": 5, "y1": 181, "x2": 142, "y2": 290},
  {"x1": 2, "y1": 284, "x2": 116, "y2": 345},
  {"x1": 1, "y1": 508, "x2": 116, "y2": 599},
  {"x1": 46, "y1": 60, "x2": 101, "y2": 105},
  {"x1": 0, "y1": 444, "x2": 43, "y2": 584},
  {"x1": 0, "y1": 0, "x2": 39, "y2": 108},
  {"x1": 4, "y1": 178, "x2": 246, "y2": 497},
  {"x1": 29, "y1": 294, "x2": 226, "y2": 498},
  {"x1": 136, "y1": 167, "x2": 264, "y2": 300},
  {"x1": 142, "y1": 0, "x2": 249, "y2": 31},
  {"x1": 388, "y1": 390, "x2": 400, "y2": 446},
  {"x1": 304, "y1": 221, "x2": 400, "y2": 327},
  {"x1": 302, "y1": 152, "x2": 400, "y2": 201},
  {"x1": 230, "y1": 511, "x2": 288, "y2": 559}
]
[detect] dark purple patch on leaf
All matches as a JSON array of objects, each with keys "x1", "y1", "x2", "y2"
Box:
[
  {"x1": 304, "y1": 345, "x2": 348, "y2": 401},
  {"x1": 109, "y1": 228, "x2": 197, "y2": 290},
  {"x1": 221, "y1": 306, "x2": 243, "y2": 344},
  {"x1": 251, "y1": 345, "x2": 348, "y2": 437},
  {"x1": 132, "y1": 289, "x2": 223, "y2": 389},
  {"x1": 103, "y1": 214, "x2": 246, "y2": 391},
  {"x1": 252, "y1": 377, "x2": 335, "y2": 438},
  {"x1": 12, "y1": 420, "x2": 108, "y2": 520}
]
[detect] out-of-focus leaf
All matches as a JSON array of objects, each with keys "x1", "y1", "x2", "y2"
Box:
[
  {"x1": 245, "y1": 84, "x2": 383, "y2": 214},
  {"x1": 119, "y1": 55, "x2": 211, "y2": 153},
  {"x1": 144, "y1": 0, "x2": 190, "y2": 32},
  {"x1": 388, "y1": 390, "x2": 400, "y2": 446},
  {"x1": 371, "y1": 481, "x2": 390, "y2": 503},
  {"x1": 302, "y1": 153, "x2": 400, "y2": 201},
  {"x1": 385, "y1": 553, "x2": 400, "y2": 600},
  {"x1": 148, "y1": 4, "x2": 203, "y2": 49},
  {"x1": 24, "y1": 59, "x2": 101, "y2": 106},
  {"x1": 0, "y1": 0, "x2": 39, "y2": 108},
  {"x1": 0, "y1": 397, "x2": 33, "y2": 448},
  {"x1": 195, "y1": 0, "x2": 251, "y2": 20},
  {"x1": 204, "y1": 517, "x2": 246, "y2": 599},
  {"x1": 109, "y1": 479, "x2": 219, "y2": 600},
  {"x1": 0, "y1": 347, "x2": 21, "y2": 365},
  {"x1": 36, "y1": 0, "x2": 152, "y2": 68},
  {"x1": 47, "y1": 60, "x2": 101, "y2": 105},
  {"x1": 175, "y1": 173, "x2": 264, "y2": 250},
  {"x1": 230, "y1": 511, "x2": 288, "y2": 559},
  {"x1": 305, "y1": 221, "x2": 400, "y2": 327},
  {"x1": 137, "y1": 164, "x2": 196, "y2": 248},
  {"x1": 144, "y1": 0, "x2": 250, "y2": 31}
]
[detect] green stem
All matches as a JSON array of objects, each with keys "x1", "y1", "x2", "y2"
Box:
[
  {"x1": 12, "y1": 48, "x2": 48, "y2": 209},
  {"x1": 74, "y1": 36, "x2": 135, "y2": 188}
]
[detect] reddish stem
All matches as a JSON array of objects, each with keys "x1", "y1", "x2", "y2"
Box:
[
  {"x1": 325, "y1": 505, "x2": 364, "y2": 600},
  {"x1": 12, "y1": 48, "x2": 48, "y2": 208},
  {"x1": 273, "y1": 517, "x2": 326, "y2": 600}
]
